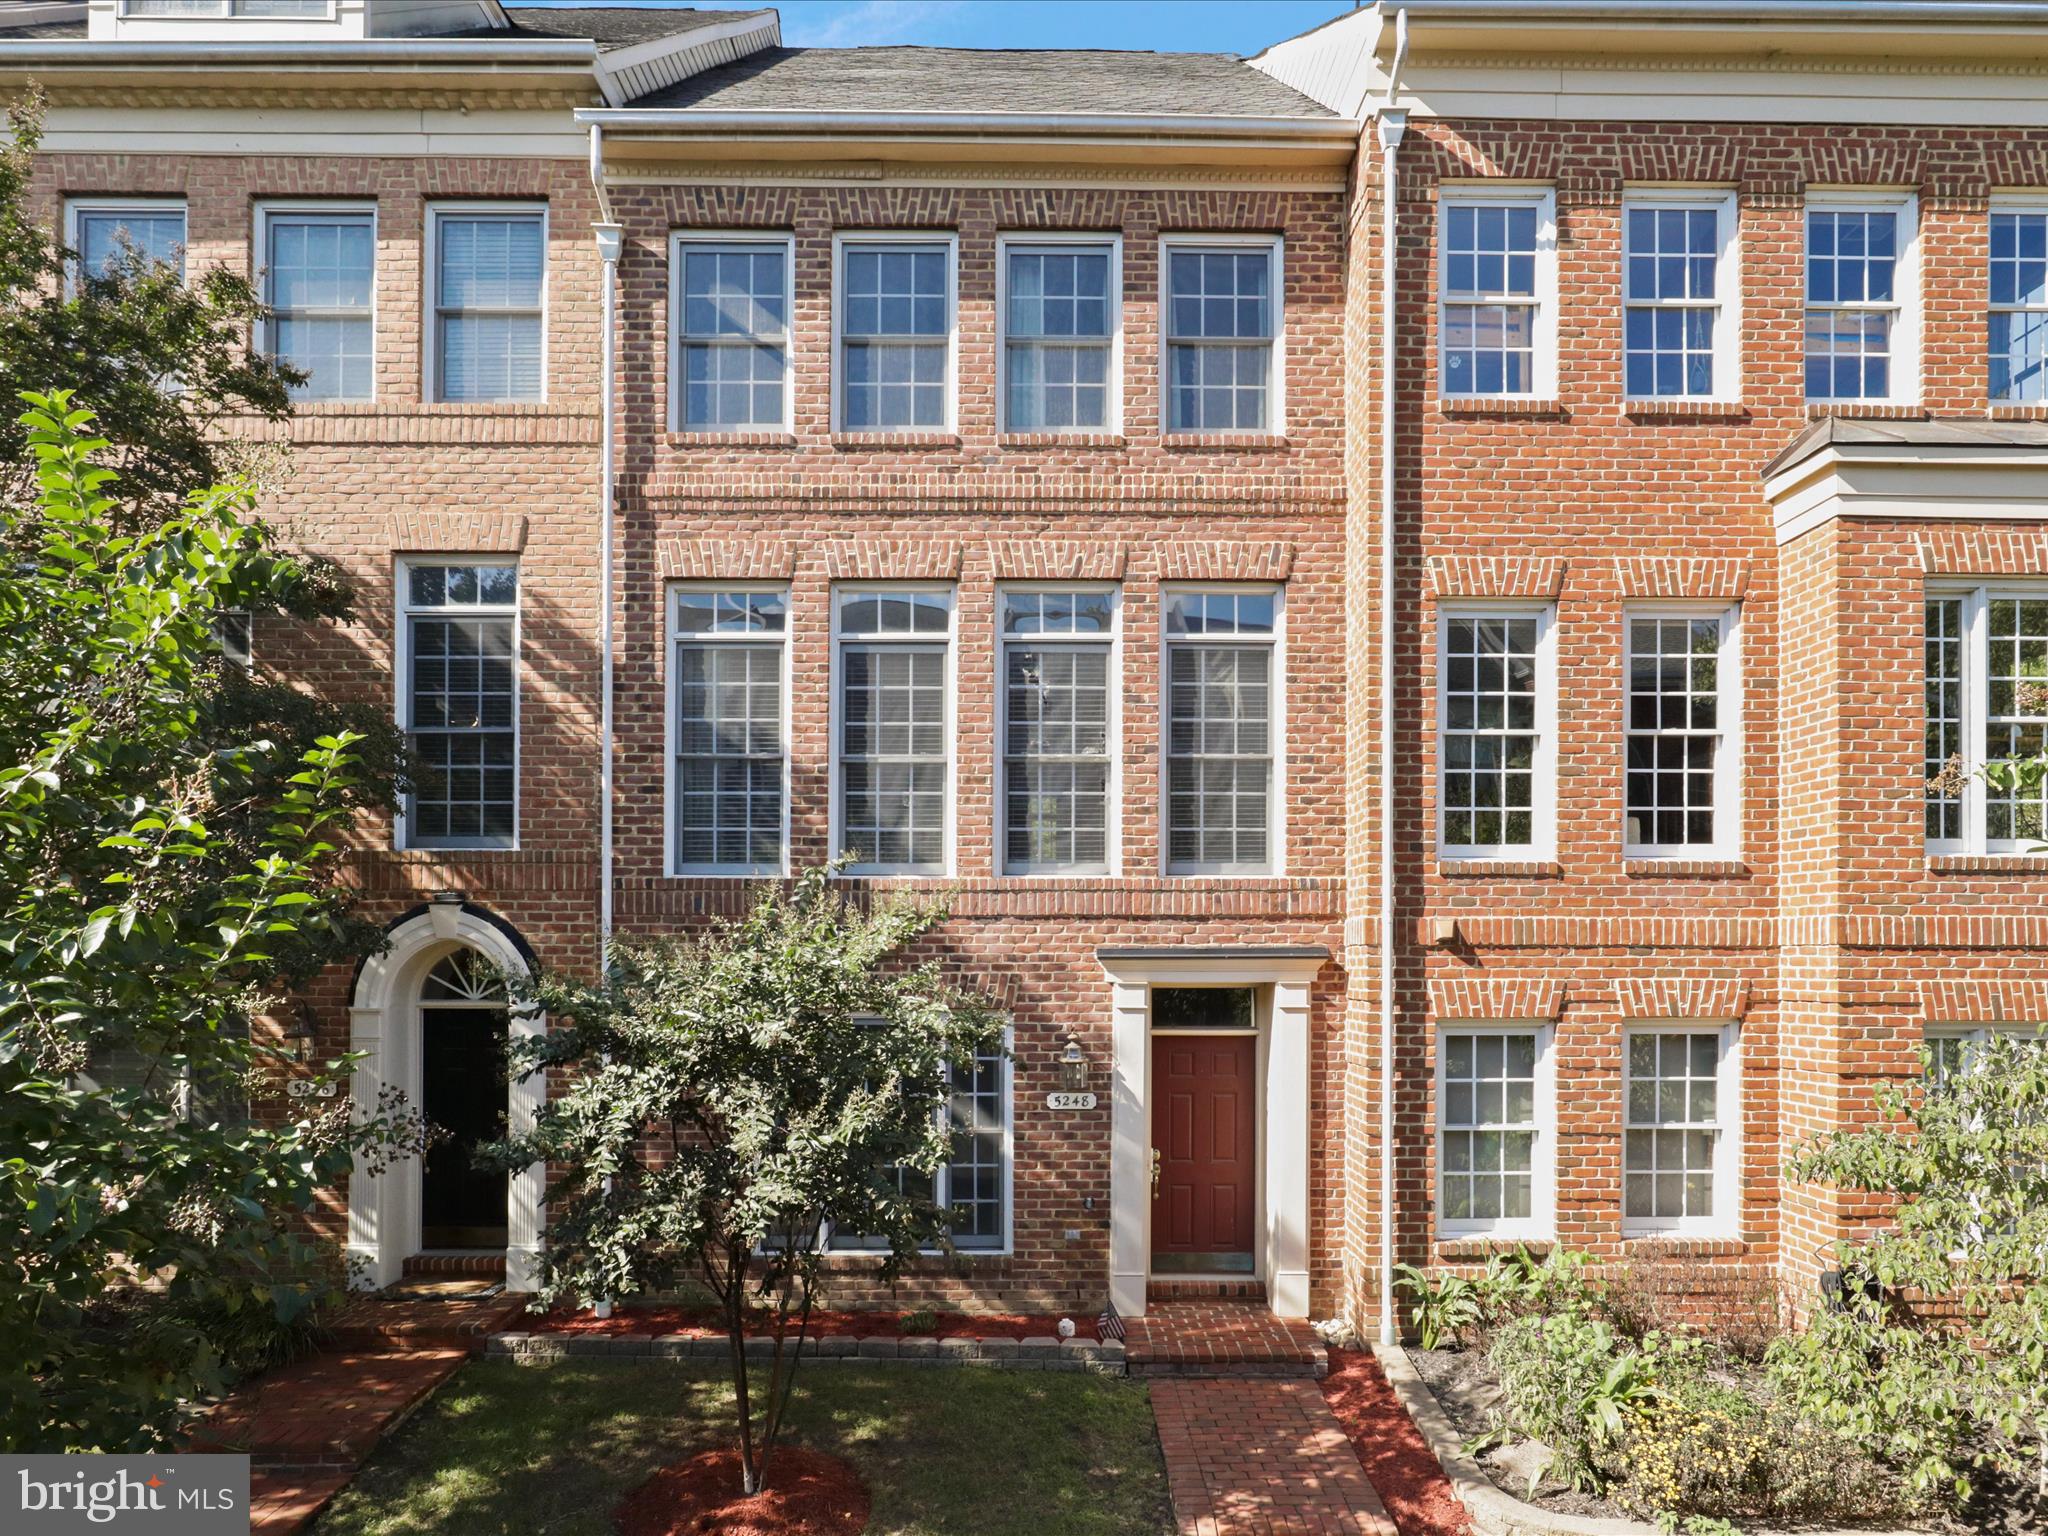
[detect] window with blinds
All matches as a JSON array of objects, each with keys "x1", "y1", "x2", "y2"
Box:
[
  {"x1": 671, "y1": 589, "x2": 786, "y2": 874},
  {"x1": 1164, "y1": 587, "x2": 1277, "y2": 874},
  {"x1": 1001, "y1": 588, "x2": 1116, "y2": 874}
]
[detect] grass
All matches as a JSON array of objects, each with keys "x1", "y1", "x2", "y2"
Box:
[{"x1": 315, "y1": 1359, "x2": 1173, "y2": 1536}]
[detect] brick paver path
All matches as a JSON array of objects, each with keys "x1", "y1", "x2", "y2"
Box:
[
  {"x1": 1152, "y1": 1378, "x2": 1399, "y2": 1536},
  {"x1": 1128, "y1": 1301, "x2": 1327, "y2": 1377}
]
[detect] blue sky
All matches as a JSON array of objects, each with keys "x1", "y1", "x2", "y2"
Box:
[{"x1": 509, "y1": 1, "x2": 1357, "y2": 56}]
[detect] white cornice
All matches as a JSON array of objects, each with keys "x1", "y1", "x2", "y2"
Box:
[{"x1": 1767, "y1": 441, "x2": 2048, "y2": 545}]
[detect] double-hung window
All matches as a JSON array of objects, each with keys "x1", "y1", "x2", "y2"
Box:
[
  {"x1": 1926, "y1": 586, "x2": 2048, "y2": 854},
  {"x1": 1438, "y1": 1026, "x2": 1554, "y2": 1239},
  {"x1": 1990, "y1": 203, "x2": 2048, "y2": 404},
  {"x1": 1925, "y1": 1024, "x2": 2048, "y2": 1089},
  {"x1": 1163, "y1": 587, "x2": 1279, "y2": 874},
  {"x1": 1623, "y1": 1026, "x2": 1740, "y2": 1237},
  {"x1": 69, "y1": 198, "x2": 186, "y2": 281},
  {"x1": 1000, "y1": 237, "x2": 1118, "y2": 432},
  {"x1": 1439, "y1": 187, "x2": 1556, "y2": 399},
  {"x1": 257, "y1": 204, "x2": 374, "y2": 401},
  {"x1": 1624, "y1": 608, "x2": 1739, "y2": 858},
  {"x1": 672, "y1": 235, "x2": 791, "y2": 432},
  {"x1": 1805, "y1": 192, "x2": 1918, "y2": 404},
  {"x1": 836, "y1": 235, "x2": 954, "y2": 431},
  {"x1": 1000, "y1": 587, "x2": 1117, "y2": 874},
  {"x1": 399, "y1": 561, "x2": 518, "y2": 850},
  {"x1": 1622, "y1": 192, "x2": 1737, "y2": 401},
  {"x1": 429, "y1": 204, "x2": 545, "y2": 403},
  {"x1": 1439, "y1": 607, "x2": 1555, "y2": 860},
  {"x1": 670, "y1": 588, "x2": 787, "y2": 875},
  {"x1": 1163, "y1": 236, "x2": 1281, "y2": 432},
  {"x1": 835, "y1": 588, "x2": 952, "y2": 874}
]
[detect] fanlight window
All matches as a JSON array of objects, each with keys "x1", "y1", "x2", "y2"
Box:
[{"x1": 420, "y1": 950, "x2": 506, "y2": 1004}]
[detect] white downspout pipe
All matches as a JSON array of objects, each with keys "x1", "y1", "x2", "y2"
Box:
[{"x1": 590, "y1": 123, "x2": 621, "y2": 1322}]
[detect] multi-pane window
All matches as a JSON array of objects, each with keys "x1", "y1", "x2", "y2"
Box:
[
  {"x1": 400, "y1": 562, "x2": 517, "y2": 849},
  {"x1": 1990, "y1": 208, "x2": 2048, "y2": 404},
  {"x1": 1163, "y1": 238, "x2": 1280, "y2": 432},
  {"x1": 1927, "y1": 588, "x2": 2048, "y2": 854},
  {"x1": 1001, "y1": 588, "x2": 1115, "y2": 874},
  {"x1": 1926, "y1": 1025, "x2": 2048, "y2": 1088},
  {"x1": 673, "y1": 237, "x2": 790, "y2": 431},
  {"x1": 1440, "y1": 191, "x2": 1553, "y2": 398},
  {"x1": 1164, "y1": 588, "x2": 1278, "y2": 874},
  {"x1": 1623, "y1": 196, "x2": 1734, "y2": 400},
  {"x1": 1926, "y1": 596, "x2": 1965, "y2": 844},
  {"x1": 1002, "y1": 240, "x2": 1116, "y2": 432},
  {"x1": 1624, "y1": 1028, "x2": 1736, "y2": 1235},
  {"x1": 430, "y1": 206, "x2": 545, "y2": 403},
  {"x1": 671, "y1": 589, "x2": 786, "y2": 874},
  {"x1": 1440, "y1": 609, "x2": 1550, "y2": 857},
  {"x1": 836, "y1": 589, "x2": 951, "y2": 873},
  {"x1": 838, "y1": 238, "x2": 951, "y2": 430},
  {"x1": 1438, "y1": 1029, "x2": 1549, "y2": 1238},
  {"x1": 1625, "y1": 610, "x2": 1737, "y2": 856},
  {"x1": 71, "y1": 199, "x2": 186, "y2": 279},
  {"x1": 1805, "y1": 198, "x2": 1912, "y2": 403},
  {"x1": 259, "y1": 205, "x2": 374, "y2": 401}
]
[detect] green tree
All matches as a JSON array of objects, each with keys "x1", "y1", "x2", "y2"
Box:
[
  {"x1": 495, "y1": 868, "x2": 1008, "y2": 1495},
  {"x1": 0, "y1": 394, "x2": 419, "y2": 1450}
]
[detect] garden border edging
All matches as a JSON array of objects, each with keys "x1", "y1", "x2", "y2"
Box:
[
  {"x1": 1370, "y1": 1343, "x2": 1927, "y2": 1536},
  {"x1": 487, "y1": 1331, "x2": 1127, "y2": 1375}
]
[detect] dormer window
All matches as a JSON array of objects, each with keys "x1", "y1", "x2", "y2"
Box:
[{"x1": 123, "y1": 2, "x2": 331, "y2": 15}]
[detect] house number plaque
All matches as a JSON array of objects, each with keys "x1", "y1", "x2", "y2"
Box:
[{"x1": 1045, "y1": 1091, "x2": 1098, "y2": 1110}]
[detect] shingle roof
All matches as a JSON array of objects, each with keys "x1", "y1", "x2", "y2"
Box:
[
  {"x1": 1767, "y1": 416, "x2": 2048, "y2": 477},
  {"x1": 0, "y1": 19, "x2": 87, "y2": 40},
  {"x1": 488, "y1": 6, "x2": 771, "y2": 52},
  {"x1": 627, "y1": 45, "x2": 1337, "y2": 116}
]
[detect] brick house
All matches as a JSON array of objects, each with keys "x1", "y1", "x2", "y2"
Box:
[{"x1": 8, "y1": 0, "x2": 2048, "y2": 1343}]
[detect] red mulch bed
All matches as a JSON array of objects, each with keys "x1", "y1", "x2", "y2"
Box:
[
  {"x1": 538, "y1": 1304, "x2": 1098, "y2": 1341},
  {"x1": 613, "y1": 1447, "x2": 869, "y2": 1536},
  {"x1": 1321, "y1": 1347, "x2": 1472, "y2": 1536}
]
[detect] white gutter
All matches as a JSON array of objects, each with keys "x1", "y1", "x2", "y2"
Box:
[
  {"x1": 0, "y1": 39, "x2": 598, "y2": 63},
  {"x1": 574, "y1": 107, "x2": 1360, "y2": 140},
  {"x1": 590, "y1": 126, "x2": 622, "y2": 1326},
  {"x1": 1379, "y1": 0, "x2": 2048, "y2": 18}
]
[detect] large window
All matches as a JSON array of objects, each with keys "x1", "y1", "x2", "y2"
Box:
[
  {"x1": 399, "y1": 561, "x2": 518, "y2": 850},
  {"x1": 1439, "y1": 607, "x2": 1553, "y2": 860},
  {"x1": 836, "y1": 236, "x2": 953, "y2": 431},
  {"x1": 1805, "y1": 193, "x2": 1917, "y2": 404},
  {"x1": 1990, "y1": 205, "x2": 2048, "y2": 404},
  {"x1": 1164, "y1": 587, "x2": 1279, "y2": 874},
  {"x1": 1162, "y1": 236, "x2": 1281, "y2": 433},
  {"x1": 1622, "y1": 193, "x2": 1737, "y2": 401},
  {"x1": 1926, "y1": 1024, "x2": 2048, "y2": 1087},
  {"x1": 429, "y1": 205, "x2": 545, "y2": 403},
  {"x1": 1000, "y1": 587, "x2": 1116, "y2": 874},
  {"x1": 1439, "y1": 188, "x2": 1555, "y2": 399},
  {"x1": 672, "y1": 235, "x2": 791, "y2": 432},
  {"x1": 835, "y1": 588, "x2": 952, "y2": 874},
  {"x1": 69, "y1": 198, "x2": 186, "y2": 280},
  {"x1": 670, "y1": 588, "x2": 786, "y2": 875},
  {"x1": 1926, "y1": 587, "x2": 2048, "y2": 854},
  {"x1": 1623, "y1": 1026, "x2": 1739, "y2": 1237},
  {"x1": 1624, "y1": 608, "x2": 1739, "y2": 858},
  {"x1": 1438, "y1": 1026, "x2": 1553, "y2": 1240},
  {"x1": 258, "y1": 204, "x2": 374, "y2": 401},
  {"x1": 1001, "y1": 237, "x2": 1118, "y2": 433}
]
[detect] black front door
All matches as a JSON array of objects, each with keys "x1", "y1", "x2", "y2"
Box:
[{"x1": 420, "y1": 1006, "x2": 509, "y2": 1250}]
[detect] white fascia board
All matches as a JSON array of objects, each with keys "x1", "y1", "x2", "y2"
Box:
[
  {"x1": 1768, "y1": 445, "x2": 2048, "y2": 544},
  {"x1": 595, "y1": 10, "x2": 780, "y2": 76},
  {"x1": 575, "y1": 107, "x2": 1362, "y2": 141},
  {"x1": 0, "y1": 39, "x2": 595, "y2": 63}
]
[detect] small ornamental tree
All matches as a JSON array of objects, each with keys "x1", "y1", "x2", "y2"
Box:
[
  {"x1": 1770, "y1": 1031, "x2": 2048, "y2": 1511},
  {"x1": 495, "y1": 867, "x2": 1008, "y2": 1495}
]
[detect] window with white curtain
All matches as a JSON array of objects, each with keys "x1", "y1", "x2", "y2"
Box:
[{"x1": 429, "y1": 205, "x2": 545, "y2": 403}]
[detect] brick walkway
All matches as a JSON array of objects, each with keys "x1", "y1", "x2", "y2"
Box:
[
  {"x1": 1127, "y1": 1300, "x2": 1327, "y2": 1377},
  {"x1": 1152, "y1": 1378, "x2": 1399, "y2": 1536}
]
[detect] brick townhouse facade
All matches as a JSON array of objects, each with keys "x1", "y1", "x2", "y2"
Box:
[{"x1": 8, "y1": 0, "x2": 2048, "y2": 1344}]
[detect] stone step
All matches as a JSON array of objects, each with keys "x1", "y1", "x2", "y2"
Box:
[
  {"x1": 1124, "y1": 1301, "x2": 1328, "y2": 1379},
  {"x1": 1146, "y1": 1278, "x2": 1269, "y2": 1303},
  {"x1": 401, "y1": 1252, "x2": 506, "y2": 1279},
  {"x1": 326, "y1": 1293, "x2": 530, "y2": 1357}
]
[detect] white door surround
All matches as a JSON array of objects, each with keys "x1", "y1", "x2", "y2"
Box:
[
  {"x1": 1097, "y1": 945, "x2": 1328, "y2": 1320},
  {"x1": 346, "y1": 904, "x2": 545, "y2": 1291}
]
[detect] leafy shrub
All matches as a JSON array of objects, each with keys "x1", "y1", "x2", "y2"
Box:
[
  {"x1": 1601, "y1": 1256, "x2": 1785, "y2": 1362},
  {"x1": 1395, "y1": 1264, "x2": 1481, "y2": 1350},
  {"x1": 1482, "y1": 1312, "x2": 1666, "y2": 1492}
]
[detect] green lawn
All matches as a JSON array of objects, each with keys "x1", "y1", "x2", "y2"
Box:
[{"x1": 316, "y1": 1359, "x2": 1173, "y2": 1536}]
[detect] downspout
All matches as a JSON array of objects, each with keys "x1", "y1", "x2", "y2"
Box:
[
  {"x1": 1376, "y1": 5, "x2": 1409, "y2": 1351},
  {"x1": 590, "y1": 122, "x2": 622, "y2": 1323}
]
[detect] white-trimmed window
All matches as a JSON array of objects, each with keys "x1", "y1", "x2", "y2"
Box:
[
  {"x1": 1805, "y1": 191, "x2": 1919, "y2": 404},
  {"x1": 215, "y1": 610, "x2": 253, "y2": 672},
  {"x1": 1438, "y1": 1025, "x2": 1555, "y2": 1239},
  {"x1": 1624, "y1": 607, "x2": 1740, "y2": 858},
  {"x1": 1925, "y1": 586, "x2": 2048, "y2": 854},
  {"x1": 1000, "y1": 586, "x2": 1117, "y2": 875},
  {"x1": 835, "y1": 234, "x2": 955, "y2": 431},
  {"x1": 1438, "y1": 186, "x2": 1557, "y2": 399},
  {"x1": 671, "y1": 234, "x2": 791, "y2": 432},
  {"x1": 68, "y1": 197, "x2": 186, "y2": 281},
  {"x1": 1163, "y1": 586, "x2": 1280, "y2": 874},
  {"x1": 1438, "y1": 606, "x2": 1555, "y2": 860},
  {"x1": 1990, "y1": 201, "x2": 2048, "y2": 404},
  {"x1": 834, "y1": 587, "x2": 953, "y2": 874},
  {"x1": 124, "y1": 2, "x2": 329, "y2": 13},
  {"x1": 1623, "y1": 1025, "x2": 1740, "y2": 1237},
  {"x1": 257, "y1": 203, "x2": 374, "y2": 401},
  {"x1": 397, "y1": 560, "x2": 518, "y2": 850},
  {"x1": 670, "y1": 588, "x2": 787, "y2": 875},
  {"x1": 1926, "y1": 1023, "x2": 2048, "y2": 1088},
  {"x1": 1162, "y1": 234, "x2": 1282, "y2": 433},
  {"x1": 1622, "y1": 191, "x2": 1738, "y2": 401},
  {"x1": 1000, "y1": 235, "x2": 1119, "y2": 433},
  {"x1": 428, "y1": 204, "x2": 546, "y2": 403}
]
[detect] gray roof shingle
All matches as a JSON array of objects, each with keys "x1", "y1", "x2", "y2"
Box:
[
  {"x1": 487, "y1": 6, "x2": 771, "y2": 52},
  {"x1": 626, "y1": 45, "x2": 1336, "y2": 116},
  {"x1": 0, "y1": 19, "x2": 87, "y2": 40}
]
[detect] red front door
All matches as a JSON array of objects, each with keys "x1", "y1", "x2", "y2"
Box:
[{"x1": 1150, "y1": 1034, "x2": 1257, "y2": 1272}]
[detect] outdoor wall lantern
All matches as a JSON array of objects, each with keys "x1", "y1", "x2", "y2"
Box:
[
  {"x1": 427, "y1": 888, "x2": 466, "y2": 941},
  {"x1": 285, "y1": 1000, "x2": 318, "y2": 1065},
  {"x1": 1059, "y1": 1035, "x2": 1090, "y2": 1092}
]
